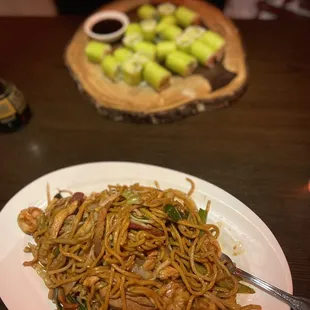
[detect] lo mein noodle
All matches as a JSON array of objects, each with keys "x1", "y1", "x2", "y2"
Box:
[{"x1": 17, "y1": 181, "x2": 261, "y2": 310}]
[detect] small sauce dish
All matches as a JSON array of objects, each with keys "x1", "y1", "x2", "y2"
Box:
[{"x1": 84, "y1": 11, "x2": 129, "y2": 43}]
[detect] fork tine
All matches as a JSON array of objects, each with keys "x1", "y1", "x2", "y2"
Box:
[{"x1": 220, "y1": 252, "x2": 236, "y2": 273}]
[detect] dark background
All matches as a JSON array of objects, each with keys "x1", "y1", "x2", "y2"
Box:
[{"x1": 54, "y1": 0, "x2": 226, "y2": 15}]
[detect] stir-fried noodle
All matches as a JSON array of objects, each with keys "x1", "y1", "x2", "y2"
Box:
[{"x1": 18, "y1": 181, "x2": 261, "y2": 310}]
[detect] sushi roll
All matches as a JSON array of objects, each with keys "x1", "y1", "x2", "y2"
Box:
[
  {"x1": 137, "y1": 4, "x2": 157, "y2": 20},
  {"x1": 132, "y1": 41, "x2": 156, "y2": 60},
  {"x1": 198, "y1": 30, "x2": 225, "y2": 51},
  {"x1": 165, "y1": 50, "x2": 197, "y2": 77},
  {"x1": 121, "y1": 58, "x2": 144, "y2": 86},
  {"x1": 125, "y1": 23, "x2": 142, "y2": 36},
  {"x1": 123, "y1": 33, "x2": 143, "y2": 49},
  {"x1": 101, "y1": 55, "x2": 120, "y2": 81},
  {"x1": 183, "y1": 26, "x2": 206, "y2": 40},
  {"x1": 175, "y1": 6, "x2": 199, "y2": 28},
  {"x1": 156, "y1": 15, "x2": 177, "y2": 33},
  {"x1": 157, "y1": 3, "x2": 176, "y2": 16},
  {"x1": 159, "y1": 25, "x2": 182, "y2": 40},
  {"x1": 156, "y1": 41, "x2": 176, "y2": 62},
  {"x1": 143, "y1": 61, "x2": 171, "y2": 91},
  {"x1": 160, "y1": 15, "x2": 177, "y2": 24},
  {"x1": 114, "y1": 47, "x2": 133, "y2": 62},
  {"x1": 189, "y1": 40, "x2": 216, "y2": 67},
  {"x1": 140, "y1": 19, "x2": 157, "y2": 41},
  {"x1": 176, "y1": 34, "x2": 195, "y2": 53},
  {"x1": 132, "y1": 52, "x2": 151, "y2": 66},
  {"x1": 85, "y1": 41, "x2": 111, "y2": 63}
]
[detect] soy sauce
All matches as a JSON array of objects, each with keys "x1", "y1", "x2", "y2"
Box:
[
  {"x1": 0, "y1": 78, "x2": 31, "y2": 133},
  {"x1": 92, "y1": 19, "x2": 123, "y2": 34}
]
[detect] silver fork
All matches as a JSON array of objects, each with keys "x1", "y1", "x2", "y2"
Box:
[{"x1": 220, "y1": 253, "x2": 310, "y2": 310}]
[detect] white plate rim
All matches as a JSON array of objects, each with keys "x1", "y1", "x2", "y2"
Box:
[{"x1": 0, "y1": 161, "x2": 293, "y2": 309}]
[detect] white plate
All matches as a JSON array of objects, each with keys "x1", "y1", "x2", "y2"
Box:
[{"x1": 0, "y1": 162, "x2": 292, "y2": 310}]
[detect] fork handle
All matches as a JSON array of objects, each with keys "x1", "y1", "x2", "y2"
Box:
[{"x1": 234, "y1": 267, "x2": 310, "y2": 310}]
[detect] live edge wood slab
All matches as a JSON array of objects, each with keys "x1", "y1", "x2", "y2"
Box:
[{"x1": 65, "y1": 0, "x2": 247, "y2": 123}]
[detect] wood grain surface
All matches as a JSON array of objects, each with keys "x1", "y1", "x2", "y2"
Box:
[
  {"x1": 65, "y1": 0, "x2": 247, "y2": 123},
  {"x1": 0, "y1": 16, "x2": 310, "y2": 309}
]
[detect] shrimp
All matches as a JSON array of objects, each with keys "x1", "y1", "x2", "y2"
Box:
[
  {"x1": 159, "y1": 281, "x2": 190, "y2": 310},
  {"x1": 83, "y1": 276, "x2": 99, "y2": 287},
  {"x1": 143, "y1": 250, "x2": 158, "y2": 271},
  {"x1": 17, "y1": 207, "x2": 44, "y2": 235},
  {"x1": 158, "y1": 266, "x2": 179, "y2": 280},
  {"x1": 194, "y1": 298, "x2": 217, "y2": 310}
]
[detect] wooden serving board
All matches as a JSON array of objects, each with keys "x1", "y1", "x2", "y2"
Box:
[{"x1": 65, "y1": 0, "x2": 247, "y2": 124}]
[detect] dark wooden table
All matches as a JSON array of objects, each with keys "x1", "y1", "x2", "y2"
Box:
[{"x1": 0, "y1": 16, "x2": 310, "y2": 309}]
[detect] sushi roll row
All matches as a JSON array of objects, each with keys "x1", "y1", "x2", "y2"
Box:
[
  {"x1": 175, "y1": 26, "x2": 225, "y2": 67},
  {"x1": 85, "y1": 40, "x2": 171, "y2": 91},
  {"x1": 123, "y1": 28, "x2": 224, "y2": 71},
  {"x1": 119, "y1": 54, "x2": 172, "y2": 91},
  {"x1": 122, "y1": 24, "x2": 224, "y2": 66},
  {"x1": 124, "y1": 18, "x2": 180, "y2": 42},
  {"x1": 125, "y1": 3, "x2": 199, "y2": 45},
  {"x1": 137, "y1": 3, "x2": 199, "y2": 28}
]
